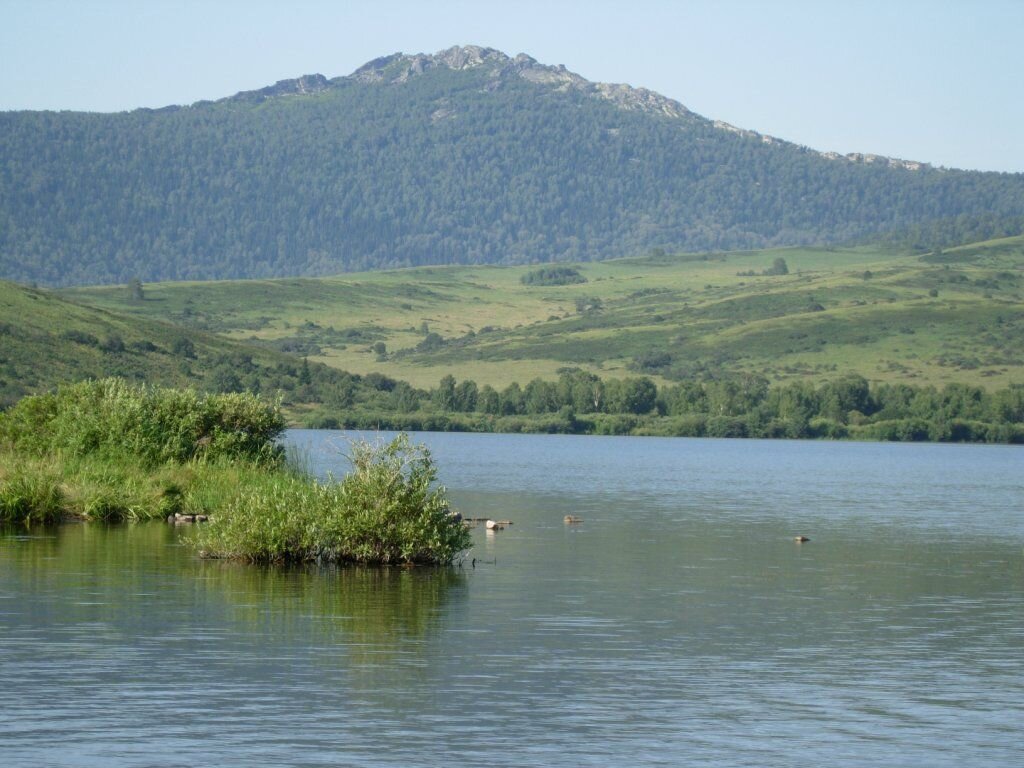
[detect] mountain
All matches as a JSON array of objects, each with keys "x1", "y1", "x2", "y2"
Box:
[{"x1": 3, "y1": 45, "x2": 1024, "y2": 286}]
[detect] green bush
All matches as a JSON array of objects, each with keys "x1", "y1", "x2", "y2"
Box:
[
  {"x1": 807, "y1": 418, "x2": 848, "y2": 439},
  {"x1": 520, "y1": 266, "x2": 587, "y2": 286},
  {"x1": 193, "y1": 434, "x2": 471, "y2": 565},
  {"x1": 0, "y1": 379, "x2": 285, "y2": 466},
  {"x1": 1, "y1": 385, "x2": 469, "y2": 565}
]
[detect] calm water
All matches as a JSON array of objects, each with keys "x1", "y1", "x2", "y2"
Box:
[{"x1": 2, "y1": 432, "x2": 1022, "y2": 767}]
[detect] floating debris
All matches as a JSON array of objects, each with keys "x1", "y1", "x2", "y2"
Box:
[
  {"x1": 168, "y1": 513, "x2": 209, "y2": 525},
  {"x1": 794, "y1": 535, "x2": 810, "y2": 542},
  {"x1": 465, "y1": 517, "x2": 513, "y2": 530},
  {"x1": 564, "y1": 515, "x2": 584, "y2": 524}
]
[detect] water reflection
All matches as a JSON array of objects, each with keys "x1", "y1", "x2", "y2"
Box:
[
  {"x1": 1, "y1": 522, "x2": 468, "y2": 660},
  {"x1": 195, "y1": 559, "x2": 468, "y2": 651},
  {"x1": 2, "y1": 434, "x2": 1023, "y2": 767}
]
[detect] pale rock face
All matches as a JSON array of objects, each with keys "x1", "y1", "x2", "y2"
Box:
[{"x1": 230, "y1": 73, "x2": 330, "y2": 101}]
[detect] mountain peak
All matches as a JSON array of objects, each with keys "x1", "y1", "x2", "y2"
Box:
[
  {"x1": 348, "y1": 45, "x2": 695, "y2": 121},
  {"x1": 216, "y1": 45, "x2": 927, "y2": 170},
  {"x1": 351, "y1": 45, "x2": 508, "y2": 83}
]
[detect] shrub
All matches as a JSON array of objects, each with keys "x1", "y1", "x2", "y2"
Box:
[
  {"x1": 0, "y1": 379, "x2": 285, "y2": 466},
  {"x1": 61, "y1": 329, "x2": 99, "y2": 346},
  {"x1": 705, "y1": 416, "x2": 749, "y2": 438},
  {"x1": 520, "y1": 266, "x2": 586, "y2": 286},
  {"x1": 807, "y1": 418, "x2": 848, "y2": 439},
  {"x1": 101, "y1": 334, "x2": 126, "y2": 353},
  {"x1": 193, "y1": 434, "x2": 471, "y2": 565},
  {"x1": 171, "y1": 337, "x2": 196, "y2": 358}
]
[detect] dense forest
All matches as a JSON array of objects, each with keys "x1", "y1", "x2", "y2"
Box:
[{"x1": 3, "y1": 46, "x2": 1024, "y2": 286}]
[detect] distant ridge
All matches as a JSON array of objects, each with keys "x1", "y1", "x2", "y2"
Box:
[
  {"x1": 1, "y1": 45, "x2": 1023, "y2": 286},
  {"x1": 228, "y1": 45, "x2": 925, "y2": 170}
]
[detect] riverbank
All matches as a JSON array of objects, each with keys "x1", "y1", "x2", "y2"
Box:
[
  {"x1": 0, "y1": 380, "x2": 470, "y2": 564},
  {"x1": 302, "y1": 407, "x2": 1024, "y2": 444}
]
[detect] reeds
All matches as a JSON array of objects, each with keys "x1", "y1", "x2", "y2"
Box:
[
  {"x1": 192, "y1": 434, "x2": 472, "y2": 565},
  {"x1": 0, "y1": 378, "x2": 285, "y2": 466},
  {"x1": 1, "y1": 381, "x2": 471, "y2": 565}
]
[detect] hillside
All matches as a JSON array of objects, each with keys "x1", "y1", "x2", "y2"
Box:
[
  {"x1": 66, "y1": 237, "x2": 1024, "y2": 392},
  {"x1": 4, "y1": 45, "x2": 1024, "y2": 286},
  {"x1": 0, "y1": 280, "x2": 411, "y2": 417}
]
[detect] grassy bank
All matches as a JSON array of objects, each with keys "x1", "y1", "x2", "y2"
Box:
[
  {"x1": 0, "y1": 379, "x2": 470, "y2": 565},
  {"x1": 303, "y1": 408, "x2": 1024, "y2": 443}
]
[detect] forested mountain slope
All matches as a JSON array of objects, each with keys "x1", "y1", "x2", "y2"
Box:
[{"x1": 3, "y1": 45, "x2": 1024, "y2": 286}]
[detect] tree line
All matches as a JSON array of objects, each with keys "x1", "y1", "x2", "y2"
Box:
[{"x1": 293, "y1": 368, "x2": 1024, "y2": 444}]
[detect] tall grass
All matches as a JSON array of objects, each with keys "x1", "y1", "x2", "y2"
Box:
[
  {"x1": 1, "y1": 380, "x2": 471, "y2": 565},
  {"x1": 0, "y1": 378, "x2": 285, "y2": 466},
  {"x1": 192, "y1": 434, "x2": 471, "y2": 565},
  {"x1": 0, "y1": 461, "x2": 65, "y2": 524}
]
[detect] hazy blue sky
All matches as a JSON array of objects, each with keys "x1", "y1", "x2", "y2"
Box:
[{"x1": 2, "y1": 0, "x2": 1022, "y2": 172}]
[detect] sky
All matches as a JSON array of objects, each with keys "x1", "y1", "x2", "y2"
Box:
[{"x1": 2, "y1": 0, "x2": 1022, "y2": 172}]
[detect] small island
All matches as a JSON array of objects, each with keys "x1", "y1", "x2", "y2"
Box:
[{"x1": 0, "y1": 379, "x2": 471, "y2": 565}]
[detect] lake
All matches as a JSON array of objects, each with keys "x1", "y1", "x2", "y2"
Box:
[{"x1": 2, "y1": 432, "x2": 1022, "y2": 766}]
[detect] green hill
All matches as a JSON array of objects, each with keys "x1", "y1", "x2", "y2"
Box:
[
  {"x1": 66, "y1": 237, "x2": 1024, "y2": 392},
  {"x1": 0, "y1": 280, "x2": 413, "y2": 418},
  {"x1": 3, "y1": 45, "x2": 1024, "y2": 286}
]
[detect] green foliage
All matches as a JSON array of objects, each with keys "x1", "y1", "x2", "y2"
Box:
[
  {"x1": 313, "y1": 372, "x2": 1024, "y2": 444},
  {"x1": 737, "y1": 256, "x2": 789, "y2": 277},
  {"x1": 0, "y1": 379, "x2": 285, "y2": 466},
  {"x1": 521, "y1": 266, "x2": 587, "y2": 286},
  {"x1": 128, "y1": 278, "x2": 144, "y2": 302},
  {"x1": 0, "y1": 279, "x2": 435, "y2": 422},
  {"x1": 193, "y1": 434, "x2": 471, "y2": 565},
  {"x1": 4, "y1": 55, "x2": 1024, "y2": 286},
  {"x1": 0, "y1": 462, "x2": 65, "y2": 524},
  {"x1": 0, "y1": 382, "x2": 470, "y2": 564},
  {"x1": 0, "y1": 449, "x2": 202, "y2": 524},
  {"x1": 62, "y1": 235, "x2": 1024, "y2": 395}
]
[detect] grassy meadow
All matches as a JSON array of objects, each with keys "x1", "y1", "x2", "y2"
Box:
[{"x1": 67, "y1": 237, "x2": 1024, "y2": 391}]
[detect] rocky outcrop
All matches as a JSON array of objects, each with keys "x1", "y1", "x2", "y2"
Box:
[
  {"x1": 823, "y1": 152, "x2": 930, "y2": 171},
  {"x1": 225, "y1": 74, "x2": 330, "y2": 102},
  {"x1": 348, "y1": 45, "x2": 695, "y2": 121}
]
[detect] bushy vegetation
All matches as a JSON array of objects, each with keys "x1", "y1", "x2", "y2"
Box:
[
  {"x1": 0, "y1": 279, "x2": 450, "y2": 416},
  {"x1": 4, "y1": 52, "x2": 1024, "y2": 286},
  {"x1": 0, "y1": 381, "x2": 470, "y2": 565},
  {"x1": 304, "y1": 370, "x2": 1024, "y2": 444},
  {"x1": 0, "y1": 378, "x2": 286, "y2": 465},
  {"x1": 9, "y1": 242, "x2": 1024, "y2": 446},
  {"x1": 0, "y1": 461, "x2": 66, "y2": 524},
  {"x1": 193, "y1": 434, "x2": 470, "y2": 565},
  {"x1": 521, "y1": 266, "x2": 587, "y2": 286}
]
